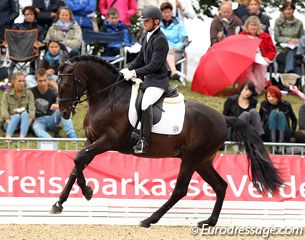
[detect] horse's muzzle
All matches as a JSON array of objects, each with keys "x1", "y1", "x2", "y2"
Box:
[{"x1": 60, "y1": 106, "x2": 71, "y2": 119}]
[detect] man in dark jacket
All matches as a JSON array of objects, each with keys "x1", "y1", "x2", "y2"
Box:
[
  {"x1": 120, "y1": 5, "x2": 169, "y2": 154},
  {"x1": 0, "y1": 0, "x2": 19, "y2": 42}
]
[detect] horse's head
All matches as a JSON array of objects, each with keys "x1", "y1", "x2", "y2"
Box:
[{"x1": 57, "y1": 59, "x2": 87, "y2": 119}]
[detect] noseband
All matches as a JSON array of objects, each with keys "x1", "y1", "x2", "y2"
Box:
[{"x1": 57, "y1": 60, "x2": 124, "y2": 115}]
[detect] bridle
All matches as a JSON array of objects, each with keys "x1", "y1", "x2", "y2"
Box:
[{"x1": 57, "y1": 60, "x2": 124, "y2": 115}]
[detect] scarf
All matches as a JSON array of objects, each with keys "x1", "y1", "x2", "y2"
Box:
[
  {"x1": 55, "y1": 20, "x2": 73, "y2": 31},
  {"x1": 44, "y1": 51, "x2": 62, "y2": 68}
]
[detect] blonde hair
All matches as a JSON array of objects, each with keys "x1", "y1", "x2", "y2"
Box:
[
  {"x1": 220, "y1": 0, "x2": 232, "y2": 8},
  {"x1": 243, "y1": 16, "x2": 263, "y2": 34},
  {"x1": 56, "y1": 6, "x2": 74, "y2": 22},
  {"x1": 247, "y1": 0, "x2": 261, "y2": 5},
  {"x1": 10, "y1": 72, "x2": 25, "y2": 89}
]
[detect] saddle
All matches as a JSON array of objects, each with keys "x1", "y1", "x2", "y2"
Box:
[{"x1": 135, "y1": 83, "x2": 179, "y2": 124}]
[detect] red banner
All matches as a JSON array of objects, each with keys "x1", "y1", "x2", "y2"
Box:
[{"x1": 0, "y1": 150, "x2": 304, "y2": 201}]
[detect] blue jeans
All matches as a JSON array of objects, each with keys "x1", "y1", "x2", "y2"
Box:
[
  {"x1": 285, "y1": 48, "x2": 297, "y2": 73},
  {"x1": 266, "y1": 110, "x2": 290, "y2": 140},
  {"x1": 3, "y1": 111, "x2": 30, "y2": 136},
  {"x1": 32, "y1": 109, "x2": 76, "y2": 138}
]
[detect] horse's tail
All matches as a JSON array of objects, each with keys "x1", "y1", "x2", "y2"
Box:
[{"x1": 225, "y1": 116, "x2": 283, "y2": 195}]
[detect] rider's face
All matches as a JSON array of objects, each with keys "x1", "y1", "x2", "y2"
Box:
[{"x1": 143, "y1": 19, "x2": 156, "y2": 32}]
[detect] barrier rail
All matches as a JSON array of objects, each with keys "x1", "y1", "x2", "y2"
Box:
[{"x1": 1, "y1": 137, "x2": 305, "y2": 155}]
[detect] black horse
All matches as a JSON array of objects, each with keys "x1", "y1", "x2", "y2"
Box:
[{"x1": 50, "y1": 55, "x2": 282, "y2": 228}]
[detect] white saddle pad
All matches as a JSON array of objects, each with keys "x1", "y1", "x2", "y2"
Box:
[{"x1": 128, "y1": 80, "x2": 185, "y2": 135}]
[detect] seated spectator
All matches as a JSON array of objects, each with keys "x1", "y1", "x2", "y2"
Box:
[
  {"x1": 1, "y1": 72, "x2": 35, "y2": 140},
  {"x1": 295, "y1": 103, "x2": 305, "y2": 143},
  {"x1": 238, "y1": 16, "x2": 276, "y2": 94},
  {"x1": 241, "y1": 0, "x2": 270, "y2": 33},
  {"x1": 0, "y1": 0, "x2": 19, "y2": 42},
  {"x1": 30, "y1": 68, "x2": 77, "y2": 138},
  {"x1": 26, "y1": 40, "x2": 65, "y2": 91},
  {"x1": 99, "y1": 0, "x2": 137, "y2": 28},
  {"x1": 274, "y1": 1, "x2": 304, "y2": 74},
  {"x1": 160, "y1": 2, "x2": 189, "y2": 80},
  {"x1": 233, "y1": 0, "x2": 248, "y2": 20},
  {"x1": 259, "y1": 86, "x2": 297, "y2": 144},
  {"x1": 32, "y1": 0, "x2": 65, "y2": 36},
  {"x1": 44, "y1": 6, "x2": 83, "y2": 58},
  {"x1": 210, "y1": 0, "x2": 242, "y2": 46},
  {"x1": 13, "y1": 6, "x2": 44, "y2": 42},
  {"x1": 100, "y1": 7, "x2": 132, "y2": 57},
  {"x1": 223, "y1": 80, "x2": 264, "y2": 139},
  {"x1": 65, "y1": 0, "x2": 97, "y2": 31}
]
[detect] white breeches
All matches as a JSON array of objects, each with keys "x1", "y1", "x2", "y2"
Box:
[{"x1": 141, "y1": 87, "x2": 165, "y2": 110}]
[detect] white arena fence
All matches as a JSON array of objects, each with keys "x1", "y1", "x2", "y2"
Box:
[{"x1": 0, "y1": 138, "x2": 305, "y2": 227}]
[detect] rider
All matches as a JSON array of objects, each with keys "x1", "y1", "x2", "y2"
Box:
[{"x1": 120, "y1": 5, "x2": 169, "y2": 154}]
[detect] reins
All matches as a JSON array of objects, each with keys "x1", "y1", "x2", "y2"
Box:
[{"x1": 58, "y1": 60, "x2": 124, "y2": 114}]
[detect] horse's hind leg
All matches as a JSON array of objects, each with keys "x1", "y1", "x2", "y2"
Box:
[
  {"x1": 196, "y1": 159, "x2": 228, "y2": 228},
  {"x1": 140, "y1": 159, "x2": 195, "y2": 228}
]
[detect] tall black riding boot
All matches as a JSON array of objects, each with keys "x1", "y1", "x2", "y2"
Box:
[
  {"x1": 278, "y1": 130, "x2": 285, "y2": 154},
  {"x1": 134, "y1": 105, "x2": 153, "y2": 154}
]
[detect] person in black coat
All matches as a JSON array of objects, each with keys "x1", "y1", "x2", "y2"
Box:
[
  {"x1": 119, "y1": 5, "x2": 169, "y2": 154},
  {"x1": 32, "y1": 0, "x2": 65, "y2": 35},
  {"x1": 0, "y1": 0, "x2": 19, "y2": 42},
  {"x1": 259, "y1": 85, "x2": 297, "y2": 143},
  {"x1": 13, "y1": 6, "x2": 44, "y2": 42},
  {"x1": 223, "y1": 80, "x2": 264, "y2": 140}
]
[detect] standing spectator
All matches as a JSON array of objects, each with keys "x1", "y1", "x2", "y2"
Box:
[
  {"x1": 274, "y1": 1, "x2": 304, "y2": 74},
  {"x1": 259, "y1": 86, "x2": 297, "y2": 144},
  {"x1": 99, "y1": 0, "x2": 137, "y2": 27},
  {"x1": 31, "y1": 68, "x2": 77, "y2": 138},
  {"x1": 0, "y1": 0, "x2": 20, "y2": 42},
  {"x1": 32, "y1": 0, "x2": 65, "y2": 35},
  {"x1": 13, "y1": 6, "x2": 44, "y2": 42},
  {"x1": 65, "y1": 0, "x2": 97, "y2": 31},
  {"x1": 100, "y1": 7, "x2": 132, "y2": 56},
  {"x1": 223, "y1": 80, "x2": 264, "y2": 139},
  {"x1": 241, "y1": 0, "x2": 270, "y2": 33},
  {"x1": 210, "y1": 0, "x2": 242, "y2": 46},
  {"x1": 238, "y1": 16, "x2": 276, "y2": 94},
  {"x1": 160, "y1": 2, "x2": 189, "y2": 80},
  {"x1": 45, "y1": 6, "x2": 83, "y2": 57},
  {"x1": 1, "y1": 72, "x2": 35, "y2": 140},
  {"x1": 233, "y1": 0, "x2": 248, "y2": 20}
]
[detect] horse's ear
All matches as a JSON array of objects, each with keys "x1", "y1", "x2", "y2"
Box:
[{"x1": 60, "y1": 53, "x2": 70, "y2": 65}]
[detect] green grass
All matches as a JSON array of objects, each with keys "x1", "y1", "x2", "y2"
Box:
[{"x1": 0, "y1": 80, "x2": 304, "y2": 141}]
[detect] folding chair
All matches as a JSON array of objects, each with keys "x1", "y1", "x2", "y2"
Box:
[
  {"x1": 2, "y1": 29, "x2": 43, "y2": 74},
  {"x1": 82, "y1": 29, "x2": 126, "y2": 69}
]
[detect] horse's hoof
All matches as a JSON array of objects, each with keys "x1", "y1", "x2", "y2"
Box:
[
  {"x1": 139, "y1": 219, "x2": 151, "y2": 228},
  {"x1": 197, "y1": 220, "x2": 216, "y2": 229},
  {"x1": 50, "y1": 202, "x2": 63, "y2": 214},
  {"x1": 83, "y1": 186, "x2": 93, "y2": 201}
]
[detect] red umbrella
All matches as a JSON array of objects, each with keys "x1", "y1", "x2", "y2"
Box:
[{"x1": 191, "y1": 34, "x2": 262, "y2": 96}]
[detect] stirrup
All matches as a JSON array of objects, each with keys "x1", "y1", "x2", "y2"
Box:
[{"x1": 133, "y1": 139, "x2": 148, "y2": 154}]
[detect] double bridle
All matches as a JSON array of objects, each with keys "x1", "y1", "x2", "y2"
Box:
[{"x1": 57, "y1": 60, "x2": 124, "y2": 114}]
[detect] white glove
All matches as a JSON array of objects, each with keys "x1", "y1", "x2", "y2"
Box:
[{"x1": 120, "y1": 68, "x2": 136, "y2": 81}]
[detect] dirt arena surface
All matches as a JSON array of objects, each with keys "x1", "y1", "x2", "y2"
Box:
[{"x1": 1, "y1": 224, "x2": 304, "y2": 240}]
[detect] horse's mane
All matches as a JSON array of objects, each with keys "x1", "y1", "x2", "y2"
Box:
[{"x1": 59, "y1": 55, "x2": 119, "y2": 74}]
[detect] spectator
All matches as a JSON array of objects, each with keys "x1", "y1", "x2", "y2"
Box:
[
  {"x1": 238, "y1": 16, "x2": 276, "y2": 94},
  {"x1": 14, "y1": 0, "x2": 33, "y2": 23},
  {"x1": 0, "y1": 0, "x2": 20, "y2": 42},
  {"x1": 160, "y1": 2, "x2": 189, "y2": 80},
  {"x1": 13, "y1": 6, "x2": 44, "y2": 42},
  {"x1": 274, "y1": 1, "x2": 304, "y2": 74},
  {"x1": 223, "y1": 80, "x2": 264, "y2": 139},
  {"x1": 32, "y1": 0, "x2": 65, "y2": 35},
  {"x1": 45, "y1": 6, "x2": 83, "y2": 58},
  {"x1": 241, "y1": 0, "x2": 270, "y2": 33},
  {"x1": 1, "y1": 72, "x2": 35, "y2": 140},
  {"x1": 99, "y1": 0, "x2": 137, "y2": 28},
  {"x1": 210, "y1": 0, "x2": 242, "y2": 45},
  {"x1": 100, "y1": 7, "x2": 132, "y2": 57},
  {"x1": 30, "y1": 68, "x2": 77, "y2": 138},
  {"x1": 233, "y1": 0, "x2": 248, "y2": 20},
  {"x1": 295, "y1": 103, "x2": 305, "y2": 143},
  {"x1": 26, "y1": 39, "x2": 65, "y2": 91},
  {"x1": 259, "y1": 85, "x2": 297, "y2": 144},
  {"x1": 65, "y1": 0, "x2": 97, "y2": 31}
]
